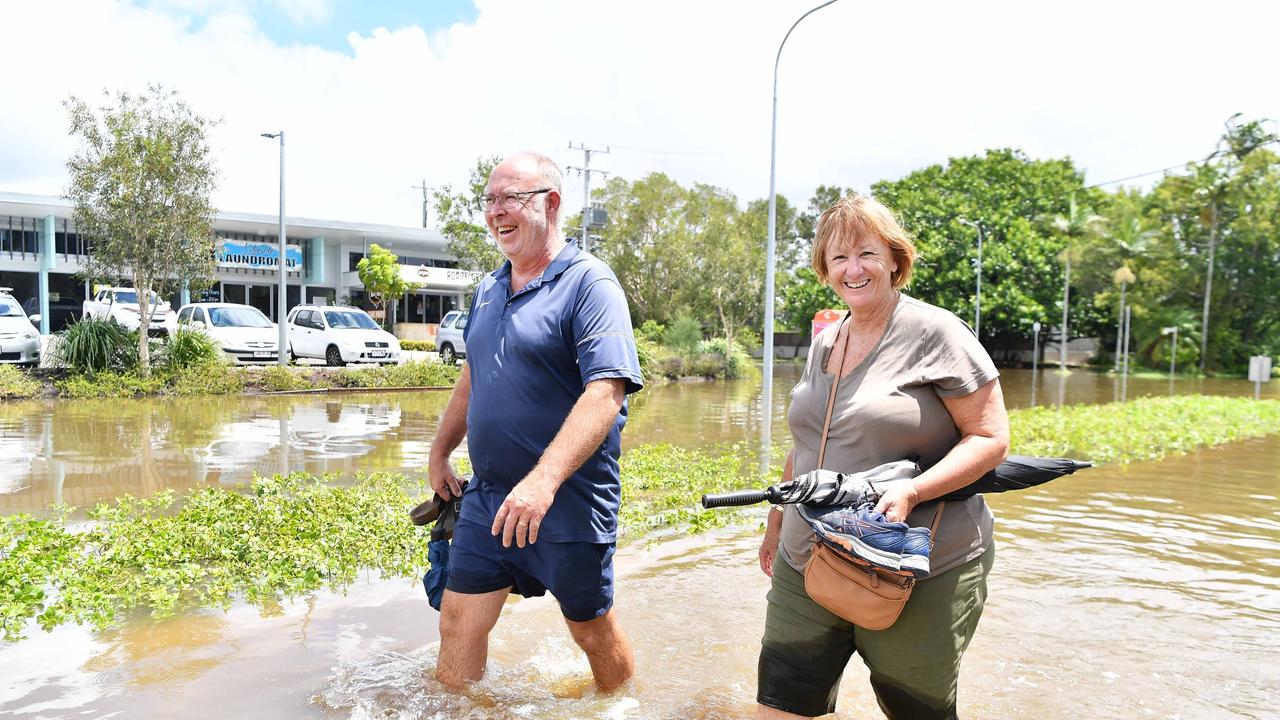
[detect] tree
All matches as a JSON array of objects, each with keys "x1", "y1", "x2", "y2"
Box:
[
  {"x1": 778, "y1": 267, "x2": 839, "y2": 331},
  {"x1": 64, "y1": 85, "x2": 219, "y2": 376},
  {"x1": 871, "y1": 149, "x2": 1098, "y2": 358},
  {"x1": 357, "y1": 243, "x2": 418, "y2": 329},
  {"x1": 433, "y1": 155, "x2": 503, "y2": 273},
  {"x1": 1143, "y1": 116, "x2": 1280, "y2": 373},
  {"x1": 1043, "y1": 194, "x2": 1106, "y2": 370}
]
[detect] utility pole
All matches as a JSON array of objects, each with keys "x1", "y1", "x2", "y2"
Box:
[
  {"x1": 411, "y1": 179, "x2": 434, "y2": 228},
  {"x1": 568, "y1": 143, "x2": 610, "y2": 253}
]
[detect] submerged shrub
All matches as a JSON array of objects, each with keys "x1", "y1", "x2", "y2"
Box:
[
  {"x1": 54, "y1": 318, "x2": 138, "y2": 374},
  {"x1": 0, "y1": 364, "x2": 42, "y2": 399},
  {"x1": 156, "y1": 327, "x2": 222, "y2": 371},
  {"x1": 167, "y1": 361, "x2": 244, "y2": 396},
  {"x1": 55, "y1": 370, "x2": 164, "y2": 399},
  {"x1": 258, "y1": 365, "x2": 315, "y2": 392}
]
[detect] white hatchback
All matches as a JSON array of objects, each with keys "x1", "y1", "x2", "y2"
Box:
[
  {"x1": 0, "y1": 290, "x2": 40, "y2": 366},
  {"x1": 285, "y1": 305, "x2": 401, "y2": 366},
  {"x1": 176, "y1": 302, "x2": 279, "y2": 364}
]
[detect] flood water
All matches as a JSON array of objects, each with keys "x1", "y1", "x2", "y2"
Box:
[{"x1": 1, "y1": 366, "x2": 1277, "y2": 719}]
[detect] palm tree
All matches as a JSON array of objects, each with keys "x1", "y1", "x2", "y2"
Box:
[
  {"x1": 1113, "y1": 265, "x2": 1137, "y2": 371},
  {"x1": 1046, "y1": 195, "x2": 1105, "y2": 371},
  {"x1": 1108, "y1": 215, "x2": 1156, "y2": 371}
]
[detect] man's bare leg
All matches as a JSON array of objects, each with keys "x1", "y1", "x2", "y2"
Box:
[
  {"x1": 435, "y1": 587, "x2": 510, "y2": 687},
  {"x1": 564, "y1": 609, "x2": 635, "y2": 691}
]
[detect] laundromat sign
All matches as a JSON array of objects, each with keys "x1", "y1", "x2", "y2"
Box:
[{"x1": 217, "y1": 240, "x2": 304, "y2": 271}]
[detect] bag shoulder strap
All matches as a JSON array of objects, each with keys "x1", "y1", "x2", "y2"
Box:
[
  {"x1": 928, "y1": 501, "x2": 945, "y2": 540},
  {"x1": 816, "y1": 313, "x2": 851, "y2": 469}
]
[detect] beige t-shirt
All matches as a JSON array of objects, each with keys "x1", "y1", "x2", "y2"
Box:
[{"x1": 778, "y1": 294, "x2": 1001, "y2": 579}]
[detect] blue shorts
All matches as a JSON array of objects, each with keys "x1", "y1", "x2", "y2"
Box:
[{"x1": 445, "y1": 518, "x2": 617, "y2": 622}]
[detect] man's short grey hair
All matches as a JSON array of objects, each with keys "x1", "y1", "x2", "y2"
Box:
[{"x1": 529, "y1": 152, "x2": 563, "y2": 194}]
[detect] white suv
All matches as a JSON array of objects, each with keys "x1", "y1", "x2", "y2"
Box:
[
  {"x1": 436, "y1": 310, "x2": 467, "y2": 365},
  {"x1": 285, "y1": 305, "x2": 401, "y2": 366},
  {"x1": 0, "y1": 289, "x2": 40, "y2": 366},
  {"x1": 83, "y1": 287, "x2": 176, "y2": 336}
]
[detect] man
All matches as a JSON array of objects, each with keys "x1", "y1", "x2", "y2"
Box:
[{"x1": 427, "y1": 152, "x2": 643, "y2": 691}]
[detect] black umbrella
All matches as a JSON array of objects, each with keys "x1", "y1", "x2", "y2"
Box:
[
  {"x1": 935, "y1": 455, "x2": 1092, "y2": 501},
  {"x1": 700, "y1": 455, "x2": 1091, "y2": 509}
]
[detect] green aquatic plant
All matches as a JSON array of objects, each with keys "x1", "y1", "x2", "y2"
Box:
[
  {"x1": 0, "y1": 472, "x2": 429, "y2": 641},
  {"x1": 2, "y1": 396, "x2": 1277, "y2": 640},
  {"x1": 1008, "y1": 395, "x2": 1280, "y2": 463}
]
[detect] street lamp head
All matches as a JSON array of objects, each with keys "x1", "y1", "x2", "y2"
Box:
[
  {"x1": 957, "y1": 217, "x2": 979, "y2": 229},
  {"x1": 261, "y1": 132, "x2": 280, "y2": 139}
]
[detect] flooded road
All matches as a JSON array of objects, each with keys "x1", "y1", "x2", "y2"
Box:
[{"x1": 1, "y1": 366, "x2": 1278, "y2": 718}]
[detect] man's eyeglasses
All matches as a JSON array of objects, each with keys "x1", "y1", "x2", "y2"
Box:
[{"x1": 474, "y1": 188, "x2": 552, "y2": 213}]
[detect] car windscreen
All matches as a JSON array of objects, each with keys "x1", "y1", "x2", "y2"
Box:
[
  {"x1": 324, "y1": 310, "x2": 380, "y2": 330},
  {"x1": 113, "y1": 290, "x2": 162, "y2": 306},
  {"x1": 0, "y1": 301, "x2": 24, "y2": 317},
  {"x1": 209, "y1": 307, "x2": 273, "y2": 328}
]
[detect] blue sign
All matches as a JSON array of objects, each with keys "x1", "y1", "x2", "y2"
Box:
[{"x1": 218, "y1": 240, "x2": 304, "y2": 271}]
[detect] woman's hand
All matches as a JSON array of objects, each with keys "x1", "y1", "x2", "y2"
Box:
[
  {"x1": 874, "y1": 483, "x2": 920, "y2": 524},
  {"x1": 759, "y1": 526, "x2": 780, "y2": 577},
  {"x1": 759, "y1": 504, "x2": 785, "y2": 576}
]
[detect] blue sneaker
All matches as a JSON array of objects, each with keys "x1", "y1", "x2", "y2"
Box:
[
  {"x1": 813, "y1": 503, "x2": 933, "y2": 578},
  {"x1": 813, "y1": 503, "x2": 911, "y2": 569},
  {"x1": 899, "y1": 527, "x2": 932, "y2": 579}
]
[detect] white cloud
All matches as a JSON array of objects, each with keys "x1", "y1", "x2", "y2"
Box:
[
  {"x1": 2, "y1": 0, "x2": 1278, "y2": 228},
  {"x1": 266, "y1": 0, "x2": 332, "y2": 26}
]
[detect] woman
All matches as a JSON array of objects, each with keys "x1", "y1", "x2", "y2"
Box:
[{"x1": 757, "y1": 196, "x2": 1010, "y2": 719}]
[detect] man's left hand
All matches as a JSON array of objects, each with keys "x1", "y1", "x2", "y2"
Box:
[{"x1": 492, "y1": 473, "x2": 558, "y2": 548}]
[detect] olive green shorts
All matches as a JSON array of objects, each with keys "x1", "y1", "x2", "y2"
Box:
[{"x1": 758, "y1": 545, "x2": 994, "y2": 718}]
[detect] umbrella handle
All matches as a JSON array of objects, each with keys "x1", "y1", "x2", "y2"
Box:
[{"x1": 701, "y1": 487, "x2": 780, "y2": 508}]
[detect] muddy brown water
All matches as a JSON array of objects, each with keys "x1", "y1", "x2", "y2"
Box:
[{"x1": 1, "y1": 367, "x2": 1277, "y2": 718}]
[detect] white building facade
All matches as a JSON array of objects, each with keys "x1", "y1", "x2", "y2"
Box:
[{"x1": 0, "y1": 191, "x2": 479, "y2": 338}]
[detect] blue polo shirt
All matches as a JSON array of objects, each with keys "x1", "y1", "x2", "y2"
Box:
[{"x1": 460, "y1": 243, "x2": 644, "y2": 543}]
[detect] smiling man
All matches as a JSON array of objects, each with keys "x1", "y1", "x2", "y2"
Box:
[{"x1": 427, "y1": 152, "x2": 644, "y2": 690}]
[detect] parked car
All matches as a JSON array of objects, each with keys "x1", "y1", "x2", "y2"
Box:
[
  {"x1": 285, "y1": 305, "x2": 401, "y2": 366},
  {"x1": 436, "y1": 310, "x2": 468, "y2": 365},
  {"x1": 22, "y1": 296, "x2": 82, "y2": 333},
  {"x1": 83, "y1": 287, "x2": 176, "y2": 336},
  {"x1": 0, "y1": 288, "x2": 40, "y2": 366},
  {"x1": 176, "y1": 302, "x2": 279, "y2": 364}
]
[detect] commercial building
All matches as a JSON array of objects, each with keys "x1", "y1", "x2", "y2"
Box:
[{"x1": 0, "y1": 191, "x2": 479, "y2": 338}]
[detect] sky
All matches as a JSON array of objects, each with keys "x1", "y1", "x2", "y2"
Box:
[{"x1": 2, "y1": 0, "x2": 1278, "y2": 229}]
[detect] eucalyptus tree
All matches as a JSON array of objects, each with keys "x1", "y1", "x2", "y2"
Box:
[{"x1": 64, "y1": 85, "x2": 219, "y2": 376}]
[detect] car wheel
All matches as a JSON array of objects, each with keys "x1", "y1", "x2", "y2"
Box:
[
  {"x1": 288, "y1": 344, "x2": 298, "y2": 362},
  {"x1": 439, "y1": 343, "x2": 455, "y2": 365},
  {"x1": 325, "y1": 345, "x2": 346, "y2": 367}
]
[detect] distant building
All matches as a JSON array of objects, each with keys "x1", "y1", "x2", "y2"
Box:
[{"x1": 0, "y1": 191, "x2": 480, "y2": 337}]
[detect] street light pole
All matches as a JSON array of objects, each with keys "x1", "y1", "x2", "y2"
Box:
[
  {"x1": 763, "y1": 0, "x2": 841, "y2": 467},
  {"x1": 958, "y1": 218, "x2": 984, "y2": 337},
  {"x1": 261, "y1": 131, "x2": 289, "y2": 366},
  {"x1": 1162, "y1": 326, "x2": 1178, "y2": 378}
]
